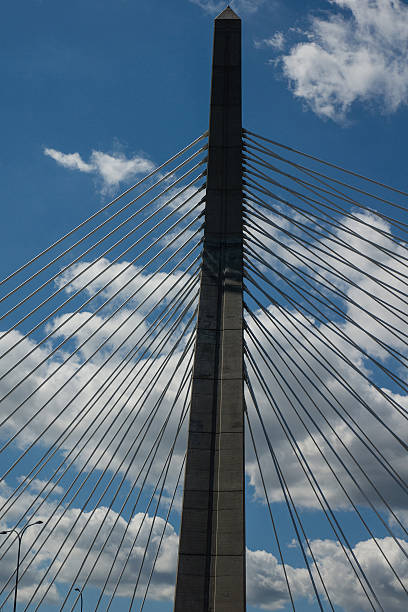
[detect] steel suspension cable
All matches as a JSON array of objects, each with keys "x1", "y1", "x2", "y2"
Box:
[
  {"x1": 244, "y1": 206, "x2": 408, "y2": 343},
  {"x1": 243, "y1": 266, "x2": 408, "y2": 451},
  {"x1": 245, "y1": 313, "x2": 408, "y2": 576},
  {"x1": 244, "y1": 198, "x2": 408, "y2": 330},
  {"x1": 0, "y1": 217, "x2": 201, "y2": 425},
  {"x1": 0, "y1": 302, "x2": 198, "y2": 588},
  {"x1": 244, "y1": 370, "x2": 330, "y2": 612},
  {"x1": 243, "y1": 193, "x2": 408, "y2": 317},
  {"x1": 245, "y1": 349, "x2": 382, "y2": 612},
  {"x1": 125, "y1": 376, "x2": 192, "y2": 611},
  {"x1": 244, "y1": 172, "x2": 408, "y2": 289},
  {"x1": 243, "y1": 130, "x2": 408, "y2": 208},
  {"x1": 30, "y1": 329, "x2": 196, "y2": 612},
  {"x1": 244, "y1": 254, "x2": 408, "y2": 427},
  {"x1": 0, "y1": 217, "x2": 203, "y2": 441},
  {"x1": 243, "y1": 154, "x2": 408, "y2": 263},
  {"x1": 0, "y1": 264, "x2": 200, "y2": 521},
  {"x1": 244, "y1": 187, "x2": 408, "y2": 308},
  {"x1": 244, "y1": 200, "x2": 408, "y2": 338},
  {"x1": 0, "y1": 132, "x2": 207, "y2": 290},
  {"x1": 0, "y1": 183, "x2": 203, "y2": 417},
  {"x1": 0, "y1": 171, "x2": 205, "y2": 359},
  {"x1": 97, "y1": 437, "x2": 188, "y2": 610},
  {"x1": 243, "y1": 394, "x2": 296, "y2": 611},
  {"x1": 0, "y1": 282, "x2": 198, "y2": 529},
  {"x1": 64, "y1": 353, "x2": 194, "y2": 612},
  {"x1": 0, "y1": 249, "x2": 200, "y2": 492},
  {"x1": 11, "y1": 317, "x2": 197, "y2": 610},
  {"x1": 244, "y1": 236, "x2": 408, "y2": 402},
  {"x1": 0, "y1": 152, "x2": 207, "y2": 318},
  {"x1": 244, "y1": 230, "x2": 408, "y2": 370},
  {"x1": 244, "y1": 285, "x2": 408, "y2": 505},
  {"x1": 243, "y1": 146, "x2": 408, "y2": 251},
  {"x1": 242, "y1": 139, "x2": 408, "y2": 238},
  {"x1": 243, "y1": 273, "x2": 408, "y2": 496},
  {"x1": 0, "y1": 326, "x2": 194, "y2": 607},
  {"x1": 245, "y1": 244, "x2": 408, "y2": 409},
  {"x1": 139, "y1": 452, "x2": 186, "y2": 612}
]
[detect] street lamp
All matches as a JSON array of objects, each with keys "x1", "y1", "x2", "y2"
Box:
[
  {"x1": 0, "y1": 520, "x2": 43, "y2": 612},
  {"x1": 74, "y1": 587, "x2": 83, "y2": 612}
]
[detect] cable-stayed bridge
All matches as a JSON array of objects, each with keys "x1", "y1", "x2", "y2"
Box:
[{"x1": 0, "y1": 5, "x2": 407, "y2": 611}]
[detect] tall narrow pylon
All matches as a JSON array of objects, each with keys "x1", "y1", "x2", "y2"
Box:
[{"x1": 175, "y1": 6, "x2": 245, "y2": 611}]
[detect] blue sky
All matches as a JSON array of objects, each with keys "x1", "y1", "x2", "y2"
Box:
[
  {"x1": 1, "y1": 0, "x2": 408, "y2": 274},
  {"x1": 1, "y1": 1, "x2": 408, "y2": 610}
]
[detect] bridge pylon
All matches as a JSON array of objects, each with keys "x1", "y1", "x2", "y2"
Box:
[{"x1": 174, "y1": 6, "x2": 245, "y2": 611}]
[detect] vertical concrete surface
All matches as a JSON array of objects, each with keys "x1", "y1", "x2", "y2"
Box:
[{"x1": 174, "y1": 6, "x2": 245, "y2": 611}]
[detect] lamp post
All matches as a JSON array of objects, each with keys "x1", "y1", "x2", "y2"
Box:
[
  {"x1": 0, "y1": 520, "x2": 43, "y2": 612},
  {"x1": 74, "y1": 587, "x2": 83, "y2": 612}
]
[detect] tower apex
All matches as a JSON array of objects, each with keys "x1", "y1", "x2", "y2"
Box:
[{"x1": 216, "y1": 5, "x2": 240, "y2": 20}]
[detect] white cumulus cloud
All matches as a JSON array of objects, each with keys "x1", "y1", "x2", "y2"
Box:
[
  {"x1": 43, "y1": 149, "x2": 94, "y2": 173},
  {"x1": 255, "y1": 32, "x2": 285, "y2": 51},
  {"x1": 44, "y1": 147, "x2": 155, "y2": 193},
  {"x1": 279, "y1": 0, "x2": 408, "y2": 121},
  {"x1": 1, "y1": 481, "x2": 406, "y2": 612},
  {"x1": 247, "y1": 538, "x2": 408, "y2": 611}
]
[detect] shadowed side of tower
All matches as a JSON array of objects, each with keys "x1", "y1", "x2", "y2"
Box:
[{"x1": 174, "y1": 6, "x2": 245, "y2": 612}]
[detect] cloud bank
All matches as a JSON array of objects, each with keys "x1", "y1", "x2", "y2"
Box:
[
  {"x1": 244, "y1": 208, "x2": 408, "y2": 517},
  {"x1": 277, "y1": 0, "x2": 408, "y2": 121},
  {"x1": 2, "y1": 143, "x2": 408, "y2": 609},
  {"x1": 1, "y1": 209, "x2": 407, "y2": 609},
  {"x1": 0, "y1": 476, "x2": 407, "y2": 612}
]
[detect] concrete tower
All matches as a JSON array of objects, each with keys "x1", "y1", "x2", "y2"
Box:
[{"x1": 174, "y1": 6, "x2": 245, "y2": 611}]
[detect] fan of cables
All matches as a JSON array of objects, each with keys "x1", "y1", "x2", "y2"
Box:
[
  {"x1": 243, "y1": 129, "x2": 408, "y2": 612},
  {"x1": 0, "y1": 132, "x2": 207, "y2": 610}
]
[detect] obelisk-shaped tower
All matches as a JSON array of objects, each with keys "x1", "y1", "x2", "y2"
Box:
[{"x1": 175, "y1": 6, "x2": 245, "y2": 611}]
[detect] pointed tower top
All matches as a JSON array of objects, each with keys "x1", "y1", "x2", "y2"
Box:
[{"x1": 216, "y1": 5, "x2": 240, "y2": 20}]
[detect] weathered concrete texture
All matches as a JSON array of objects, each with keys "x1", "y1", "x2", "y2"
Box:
[{"x1": 174, "y1": 8, "x2": 245, "y2": 612}]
